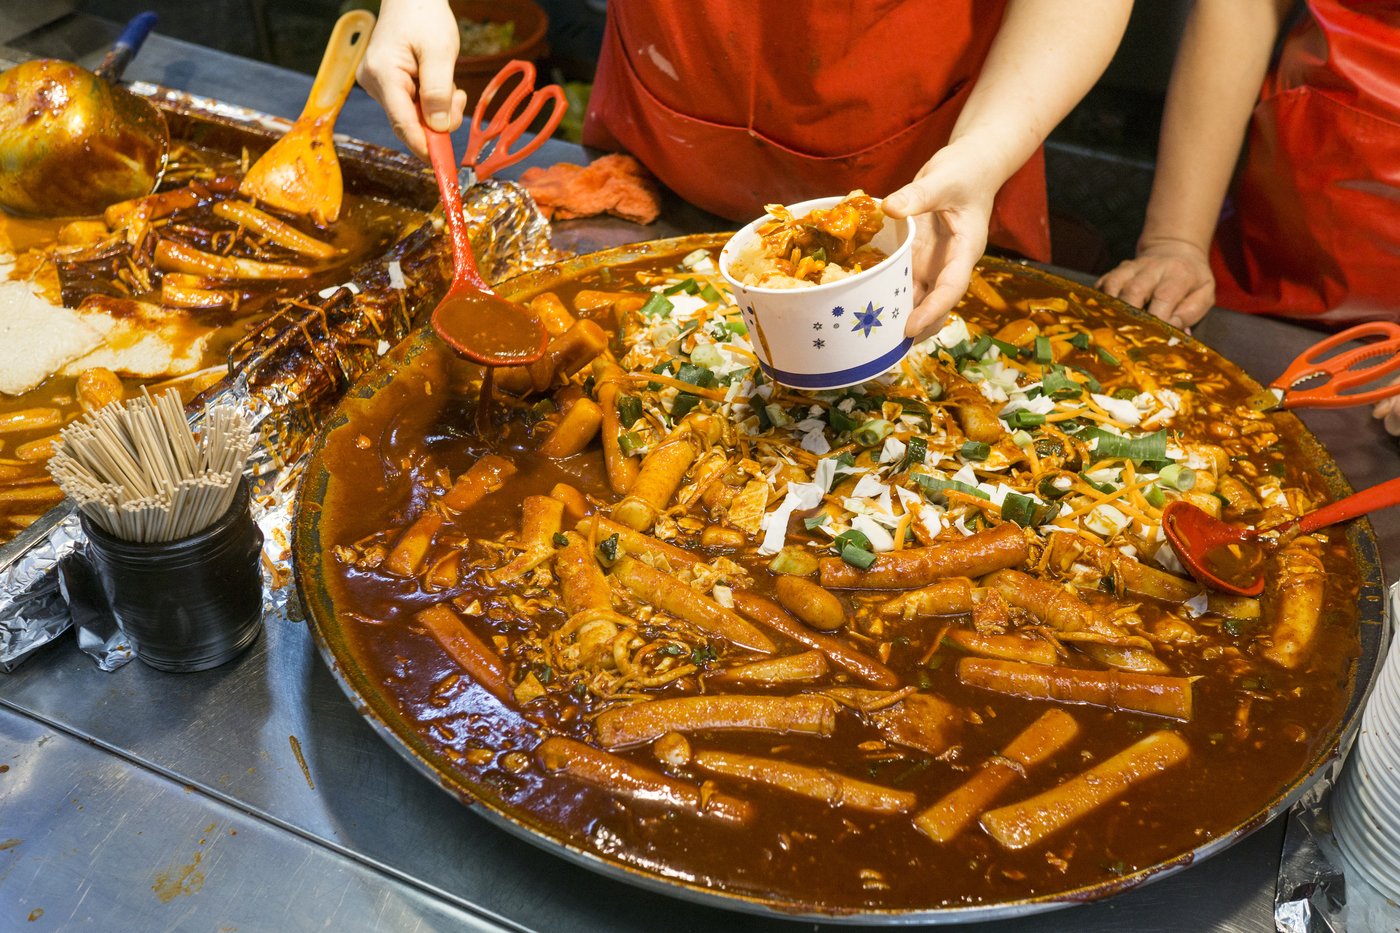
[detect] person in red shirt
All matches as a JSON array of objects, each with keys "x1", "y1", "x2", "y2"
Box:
[
  {"x1": 1095, "y1": 1, "x2": 1400, "y2": 430},
  {"x1": 359, "y1": 0, "x2": 1131, "y2": 342}
]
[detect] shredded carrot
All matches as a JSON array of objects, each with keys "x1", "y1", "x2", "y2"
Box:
[
  {"x1": 892, "y1": 511, "x2": 913, "y2": 551},
  {"x1": 622, "y1": 372, "x2": 729, "y2": 402}
]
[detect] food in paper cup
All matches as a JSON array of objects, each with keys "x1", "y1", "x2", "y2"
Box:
[{"x1": 720, "y1": 192, "x2": 915, "y2": 390}]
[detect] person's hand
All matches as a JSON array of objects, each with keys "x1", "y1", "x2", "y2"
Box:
[
  {"x1": 883, "y1": 139, "x2": 1000, "y2": 343},
  {"x1": 1372, "y1": 375, "x2": 1400, "y2": 435},
  {"x1": 1096, "y1": 238, "x2": 1215, "y2": 330},
  {"x1": 356, "y1": 0, "x2": 466, "y2": 160}
]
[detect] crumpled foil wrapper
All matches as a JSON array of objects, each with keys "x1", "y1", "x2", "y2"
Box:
[
  {"x1": 0, "y1": 178, "x2": 562, "y2": 673},
  {"x1": 1275, "y1": 581, "x2": 1400, "y2": 933}
]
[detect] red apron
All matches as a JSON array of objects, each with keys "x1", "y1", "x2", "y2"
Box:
[
  {"x1": 582, "y1": 0, "x2": 1051, "y2": 263},
  {"x1": 1211, "y1": 0, "x2": 1400, "y2": 323}
]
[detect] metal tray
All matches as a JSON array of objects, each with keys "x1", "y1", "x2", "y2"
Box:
[{"x1": 292, "y1": 238, "x2": 1388, "y2": 924}]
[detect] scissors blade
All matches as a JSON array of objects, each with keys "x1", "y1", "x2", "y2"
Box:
[{"x1": 1246, "y1": 387, "x2": 1286, "y2": 412}]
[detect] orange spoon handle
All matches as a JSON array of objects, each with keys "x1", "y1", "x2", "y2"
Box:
[
  {"x1": 1297, "y1": 475, "x2": 1400, "y2": 535},
  {"x1": 424, "y1": 125, "x2": 490, "y2": 292},
  {"x1": 303, "y1": 10, "x2": 375, "y2": 121}
]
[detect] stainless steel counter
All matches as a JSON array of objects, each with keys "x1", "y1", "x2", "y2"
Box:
[{"x1": 2, "y1": 18, "x2": 1397, "y2": 933}]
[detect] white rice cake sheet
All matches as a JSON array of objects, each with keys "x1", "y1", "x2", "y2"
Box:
[
  {"x1": 0, "y1": 276, "x2": 104, "y2": 396},
  {"x1": 61, "y1": 299, "x2": 213, "y2": 379}
]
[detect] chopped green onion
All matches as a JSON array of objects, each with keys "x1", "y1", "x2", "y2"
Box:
[
  {"x1": 596, "y1": 533, "x2": 621, "y2": 566},
  {"x1": 1041, "y1": 369, "x2": 1082, "y2": 400},
  {"x1": 1080, "y1": 472, "x2": 1117, "y2": 495},
  {"x1": 1037, "y1": 473, "x2": 1073, "y2": 499},
  {"x1": 902, "y1": 436, "x2": 928, "y2": 471},
  {"x1": 1069, "y1": 332, "x2": 1091, "y2": 350},
  {"x1": 663, "y1": 278, "x2": 699, "y2": 295},
  {"x1": 671, "y1": 392, "x2": 702, "y2": 421},
  {"x1": 646, "y1": 359, "x2": 674, "y2": 390},
  {"x1": 828, "y1": 406, "x2": 859, "y2": 434},
  {"x1": 990, "y1": 337, "x2": 1020, "y2": 357},
  {"x1": 1069, "y1": 365, "x2": 1102, "y2": 394},
  {"x1": 911, "y1": 473, "x2": 990, "y2": 501},
  {"x1": 720, "y1": 319, "x2": 747, "y2": 336},
  {"x1": 552, "y1": 533, "x2": 569, "y2": 548},
  {"x1": 764, "y1": 403, "x2": 793, "y2": 428},
  {"x1": 1158, "y1": 463, "x2": 1196, "y2": 491},
  {"x1": 810, "y1": 247, "x2": 827, "y2": 263},
  {"x1": 769, "y1": 546, "x2": 820, "y2": 576},
  {"x1": 1143, "y1": 484, "x2": 1167, "y2": 508},
  {"x1": 852, "y1": 418, "x2": 894, "y2": 447},
  {"x1": 1086, "y1": 428, "x2": 1167, "y2": 462},
  {"x1": 689, "y1": 343, "x2": 725, "y2": 370},
  {"x1": 1010, "y1": 429, "x2": 1033, "y2": 447},
  {"x1": 1097, "y1": 346, "x2": 1121, "y2": 366},
  {"x1": 639, "y1": 292, "x2": 673, "y2": 318},
  {"x1": 960, "y1": 440, "x2": 990, "y2": 461},
  {"x1": 1173, "y1": 380, "x2": 1197, "y2": 391},
  {"x1": 969, "y1": 334, "x2": 993, "y2": 359},
  {"x1": 1000, "y1": 493, "x2": 1038, "y2": 527},
  {"x1": 945, "y1": 339, "x2": 974, "y2": 362},
  {"x1": 700, "y1": 282, "x2": 724, "y2": 303},
  {"x1": 754, "y1": 399, "x2": 772, "y2": 430},
  {"x1": 804, "y1": 513, "x2": 831, "y2": 530},
  {"x1": 1112, "y1": 386, "x2": 1138, "y2": 401},
  {"x1": 1034, "y1": 335, "x2": 1053, "y2": 364},
  {"x1": 1005, "y1": 409, "x2": 1047, "y2": 429},
  {"x1": 618, "y1": 431, "x2": 646, "y2": 457},
  {"x1": 833, "y1": 529, "x2": 877, "y2": 569},
  {"x1": 616, "y1": 394, "x2": 643, "y2": 427},
  {"x1": 675, "y1": 362, "x2": 717, "y2": 388}
]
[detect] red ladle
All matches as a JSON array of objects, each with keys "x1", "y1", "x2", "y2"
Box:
[
  {"x1": 1163, "y1": 476, "x2": 1400, "y2": 596},
  {"x1": 423, "y1": 122, "x2": 547, "y2": 366}
]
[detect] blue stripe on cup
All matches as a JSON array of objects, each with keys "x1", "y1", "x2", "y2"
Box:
[{"x1": 755, "y1": 338, "x2": 915, "y2": 389}]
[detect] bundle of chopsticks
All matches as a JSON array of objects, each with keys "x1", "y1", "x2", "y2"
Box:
[{"x1": 47, "y1": 389, "x2": 256, "y2": 543}]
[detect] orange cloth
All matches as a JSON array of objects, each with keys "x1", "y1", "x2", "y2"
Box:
[
  {"x1": 1211, "y1": 0, "x2": 1400, "y2": 323},
  {"x1": 581, "y1": 0, "x2": 1050, "y2": 262},
  {"x1": 518, "y1": 153, "x2": 662, "y2": 223}
]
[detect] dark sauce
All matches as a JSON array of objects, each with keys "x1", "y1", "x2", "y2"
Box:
[
  {"x1": 432, "y1": 292, "x2": 544, "y2": 363},
  {"x1": 313, "y1": 258, "x2": 1364, "y2": 911}
]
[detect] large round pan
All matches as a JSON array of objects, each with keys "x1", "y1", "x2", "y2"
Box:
[{"x1": 293, "y1": 235, "x2": 1387, "y2": 924}]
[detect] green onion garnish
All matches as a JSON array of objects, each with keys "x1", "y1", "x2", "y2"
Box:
[
  {"x1": 1034, "y1": 335, "x2": 1053, "y2": 364},
  {"x1": 833, "y1": 529, "x2": 877, "y2": 569},
  {"x1": 1158, "y1": 463, "x2": 1196, "y2": 491},
  {"x1": 960, "y1": 440, "x2": 990, "y2": 461},
  {"x1": 902, "y1": 436, "x2": 928, "y2": 471},
  {"x1": 1005, "y1": 409, "x2": 1047, "y2": 429},
  {"x1": 639, "y1": 292, "x2": 673, "y2": 318},
  {"x1": 616, "y1": 394, "x2": 643, "y2": 427},
  {"x1": 852, "y1": 418, "x2": 894, "y2": 447}
]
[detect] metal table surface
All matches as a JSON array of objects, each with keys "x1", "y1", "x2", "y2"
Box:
[{"x1": 2, "y1": 18, "x2": 1398, "y2": 933}]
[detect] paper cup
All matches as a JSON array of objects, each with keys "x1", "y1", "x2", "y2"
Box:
[
  {"x1": 720, "y1": 196, "x2": 916, "y2": 391},
  {"x1": 1332, "y1": 593, "x2": 1400, "y2": 901}
]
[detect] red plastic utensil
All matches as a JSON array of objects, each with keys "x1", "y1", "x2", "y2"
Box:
[
  {"x1": 423, "y1": 122, "x2": 547, "y2": 365},
  {"x1": 1247, "y1": 321, "x2": 1400, "y2": 412},
  {"x1": 1163, "y1": 475, "x2": 1400, "y2": 596},
  {"x1": 422, "y1": 59, "x2": 566, "y2": 365},
  {"x1": 461, "y1": 59, "x2": 567, "y2": 185}
]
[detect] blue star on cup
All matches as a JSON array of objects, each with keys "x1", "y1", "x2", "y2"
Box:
[{"x1": 851, "y1": 301, "x2": 884, "y2": 338}]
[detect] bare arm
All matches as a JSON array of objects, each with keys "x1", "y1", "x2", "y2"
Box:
[
  {"x1": 1098, "y1": 0, "x2": 1295, "y2": 327},
  {"x1": 356, "y1": 0, "x2": 466, "y2": 159},
  {"x1": 886, "y1": 0, "x2": 1132, "y2": 339}
]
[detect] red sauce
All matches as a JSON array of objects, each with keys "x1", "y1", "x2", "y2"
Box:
[{"x1": 432, "y1": 292, "x2": 544, "y2": 363}]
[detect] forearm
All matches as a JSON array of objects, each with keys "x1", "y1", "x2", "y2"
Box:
[
  {"x1": 1140, "y1": 0, "x2": 1293, "y2": 251},
  {"x1": 949, "y1": 0, "x2": 1132, "y2": 184}
]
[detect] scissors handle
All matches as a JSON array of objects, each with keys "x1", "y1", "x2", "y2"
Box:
[
  {"x1": 462, "y1": 60, "x2": 568, "y2": 182},
  {"x1": 1272, "y1": 322, "x2": 1400, "y2": 409}
]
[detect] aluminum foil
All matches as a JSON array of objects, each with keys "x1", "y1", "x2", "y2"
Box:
[
  {"x1": 1275, "y1": 581, "x2": 1400, "y2": 933},
  {"x1": 0, "y1": 179, "x2": 561, "y2": 673}
]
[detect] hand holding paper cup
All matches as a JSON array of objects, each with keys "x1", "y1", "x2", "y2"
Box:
[{"x1": 720, "y1": 194, "x2": 916, "y2": 391}]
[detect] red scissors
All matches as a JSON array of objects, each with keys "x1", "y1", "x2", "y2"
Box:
[
  {"x1": 1247, "y1": 321, "x2": 1400, "y2": 411},
  {"x1": 459, "y1": 60, "x2": 567, "y2": 186}
]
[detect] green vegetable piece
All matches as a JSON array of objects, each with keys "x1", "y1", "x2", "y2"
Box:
[
  {"x1": 852, "y1": 418, "x2": 894, "y2": 447},
  {"x1": 596, "y1": 533, "x2": 621, "y2": 565},
  {"x1": 1158, "y1": 463, "x2": 1197, "y2": 491},
  {"x1": 1005, "y1": 409, "x2": 1047, "y2": 429},
  {"x1": 663, "y1": 278, "x2": 699, "y2": 295},
  {"x1": 1097, "y1": 346, "x2": 1121, "y2": 366},
  {"x1": 1069, "y1": 332, "x2": 1091, "y2": 350},
  {"x1": 618, "y1": 431, "x2": 646, "y2": 457},
  {"x1": 552, "y1": 533, "x2": 569, "y2": 548},
  {"x1": 1034, "y1": 335, "x2": 1053, "y2": 364},
  {"x1": 640, "y1": 292, "x2": 673, "y2": 318},
  {"x1": 1041, "y1": 369, "x2": 1082, "y2": 400},
  {"x1": 616, "y1": 394, "x2": 643, "y2": 427},
  {"x1": 1086, "y1": 428, "x2": 1167, "y2": 463},
  {"x1": 769, "y1": 547, "x2": 820, "y2": 576},
  {"x1": 699, "y1": 283, "x2": 724, "y2": 303},
  {"x1": 960, "y1": 440, "x2": 991, "y2": 461},
  {"x1": 902, "y1": 436, "x2": 928, "y2": 471},
  {"x1": 1143, "y1": 484, "x2": 1167, "y2": 508},
  {"x1": 1000, "y1": 493, "x2": 1038, "y2": 527},
  {"x1": 828, "y1": 405, "x2": 859, "y2": 434},
  {"x1": 833, "y1": 529, "x2": 877, "y2": 569},
  {"x1": 804, "y1": 513, "x2": 830, "y2": 530},
  {"x1": 969, "y1": 334, "x2": 993, "y2": 359},
  {"x1": 671, "y1": 392, "x2": 702, "y2": 421}
]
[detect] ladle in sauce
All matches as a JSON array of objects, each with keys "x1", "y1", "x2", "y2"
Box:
[
  {"x1": 0, "y1": 12, "x2": 168, "y2": 217},
  {"x1": 1163, "y1": 475, "x2": 1400, "y2": 595},
  {"x1": 421, "y1": 122, "x2": 547, "y2": 366}
]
